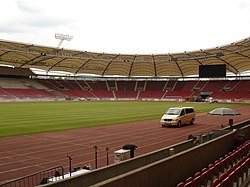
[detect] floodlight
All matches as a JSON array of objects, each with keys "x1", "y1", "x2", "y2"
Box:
[{"x1": 55, "y1": 33, "x2": 73, "y2": 48}]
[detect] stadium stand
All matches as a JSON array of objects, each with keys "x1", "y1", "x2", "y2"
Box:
[
  {"x1": 2, "y1": 88, "x2": 55, "y2": 98},
  {"x1": 1, "y1": 77, "x2": 250, "y2": 102},
  {"x1": 138, "y1": 80, "x2": 165, "y2": 99},
  {"x1": 115, "y1": 81, "x2": 137, "y2": 99},
  {"x1": 176, "y1": 140, "x2": 250, "y2": 187},
  {"x1": 0, "y1": 78, "x2": 56, "y2": 99}
]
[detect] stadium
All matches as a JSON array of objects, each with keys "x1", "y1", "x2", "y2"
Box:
[
  {"x1": 0, "y1": 37, "x2": 250, "y2": 102},
  {"x1": 0, "y1": 35, "x2": 250, "y2": 187}
]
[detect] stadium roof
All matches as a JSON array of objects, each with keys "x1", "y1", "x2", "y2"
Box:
[{"x1": 0, "y1": 37, "x2": 249, "y2": 77}]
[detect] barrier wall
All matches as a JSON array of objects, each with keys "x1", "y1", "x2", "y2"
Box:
[
  {"x1": 90, "y1": 130, "x2": 237, "y2": 187},
  {"x1": 41, "y1": 140, "x2": 194, "y2": 187},
  {"x1": 42, "y1": 121, "x2": 250, "y2": 187}
]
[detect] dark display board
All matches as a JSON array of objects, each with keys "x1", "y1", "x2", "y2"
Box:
[{"x1": 199, "y1": 64, "x2": 226, "y2": 78}]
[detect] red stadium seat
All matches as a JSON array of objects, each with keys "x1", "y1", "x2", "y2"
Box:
[
  {"x1": 219, "y1": 173, "x2": 228, "y2": 183},
  {"x1": 193, "y1": 171, "x2": 201, "y2": 178},
  {"x1": 207, "y1": 165, "x2": 216, "y2": 182},
  {"x1": 183, "y1": 181, "x2": 192, "y2": 187},
  {"x1": 191, "y1": 176, "x2": 200, "y2": 187},
  {"x1": 200, "y1": 169, "x2": 208, "y2": 186},
  {"x1": 176, "y1": 182, "x2": 184, "y2": 187},
  {"x1": 185, "y1": 177, "x2": 193, "y2": 183},
  {"x1": 219, "y1": 177, "x2": 230, "y2": 187},
  {"x1": 208, "y1": 178, "x2": 220, "y2": 187}
]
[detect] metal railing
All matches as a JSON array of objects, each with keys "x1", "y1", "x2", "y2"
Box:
[{"x1": 0, "y1": 166, "x2": 64, "y2": 187}]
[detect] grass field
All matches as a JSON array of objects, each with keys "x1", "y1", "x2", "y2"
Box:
[{"x1": 0, "y1": 101, "x2": 247, "y2": 137}]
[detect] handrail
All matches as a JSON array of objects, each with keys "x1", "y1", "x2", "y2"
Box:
[{"x1": 0, "y1": 166, "x2": 64, "y2": 187}]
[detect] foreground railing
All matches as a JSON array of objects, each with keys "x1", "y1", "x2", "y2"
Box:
[{"x1": 0, "y1": 166, "x2": 64, "y2": 187}]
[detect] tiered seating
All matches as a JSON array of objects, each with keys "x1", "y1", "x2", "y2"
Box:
[
  {"x1": 39, "y1": 79, "x2": 95, "y2": 98},
  {"x1": 40, "y1": 79, "x2": 112, "y2": 99},
  {"x1": 67, "y1": 80, "x2": 84, "y2": 90},
  {"x1": 181, "y1": 81, "x2": 197, "y2": 91},
  {"x1": 59, "y1": 89, "x2": 93, "y2": 98},
  {"x1": 114, "y1": 81, "x2": 137, "y2": 98},
  {"x1": 146, "y1": 81, "x2": 166, "y2": 91},
  {"x1": 163, "y1": 80, "x2": 177, "y2": 91},
  {"x1": 90, "y1": 90, "x2": 113, "y2": 98},
  {"x1": 38, "y1": 80, "x2": 56, "y2": 90},
  {"x1": 222, "y1": 80, "x2": 239, "y2": 91},
  {"x1": 85, "y1": 80, "x2": 105, "y2": 90},
  {"x1": 107, "y1": 80, "x2": 117, "y2": 91},
  {"x1": 164, "y1": 91, "x2": 192, "y2": 99},
  {"x1": 231, "y1": 80, "x2": 250, "y2": 92},
  {"x1": 138, "y1": 81, "x2": 166, "y2": 99},
  {"x1": 164, "y1": 81, "x2": 195, "y2": 99},
  {"x1": 59, "y1": 80, "x2": 95, "y2": 98},
  {"x1": 0, "y1": 88, "x2": 15, "y2": 98},
  {"x1": 139, "y1": 91, "x2": 165, "y2": 99},
  {"x1": 135, "y1": 81, "x2": 146, "y2": 91},
  {"x1": 202, "y1": 80, "x2": 227, "y2": 92},
  {"x1": 212, "y1": 80, "x2": 250, "y2": 100},
  {"x1": 1, "y1": 78, "x2": 250, "y2": 100},
  {"x1": 2, "y1": 88, "x2": 56, "y2": 98},
  {"x1": 0, "y1": 77, "x2": 47, "y2": 89},
  {"x1": 56, "y1": 80, "x2": 75, "y2": 90},
  {"x1": 37, "y1": 79, "x2": 250, "y2": 100},
  {"x1": 115, "y1": 90, "x2": 137, "y2": 99},
  {"x1": 0, "y1": 78, "x2": 57, "y2": 98},
  {"x1": 47, "y1": 79, "x2": 65, "y2": 89},
  {"x1": 215, "y1": 91, "x2": 250, "y2": 100},
  {"x1": 193, "y1": 80, "x2": 208, "y2": 90},
  {"x1": 176, "y1": 140, "x2": 250, "y2": 187},
  {"x1": 77, "y1": 80, "x2": 92, "y2": 90},
  {"x1": 86, "y1": 81, "x2": 113, "y2": 98},
  {"x1": 202, "y1": 80, "x2": 228, "y2": 96}
]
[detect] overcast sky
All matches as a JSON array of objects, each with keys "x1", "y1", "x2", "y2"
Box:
[{"x1": 0, "y1": 0, "x2": 250, "y2": 55}]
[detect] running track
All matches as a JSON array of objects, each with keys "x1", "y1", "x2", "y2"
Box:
[{"x1": 0, "y1": 106, "x2": 250, "y2": 182}]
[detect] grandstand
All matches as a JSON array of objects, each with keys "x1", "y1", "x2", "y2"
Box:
[
  {"x1": 0, "y1": 76, "x2": 250, "y2": 102},
  {"x1": 0, "y1": 37, "x2": 250, "y2": 102},
  {"x1": 0, "y1": 38, "x2": 250, "y2": 187}
]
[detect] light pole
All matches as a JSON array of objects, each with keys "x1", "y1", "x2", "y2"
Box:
[{"x1": 55, "y1": 33, "x2": 73, "y2": 48}]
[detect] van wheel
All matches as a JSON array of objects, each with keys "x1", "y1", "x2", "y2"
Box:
[
  {"x1": 177, "y1": 121, "x2": 181, "y2": 127},
  {"x1": 190, "y1": 118, "x2": 194, "y2": 125}
]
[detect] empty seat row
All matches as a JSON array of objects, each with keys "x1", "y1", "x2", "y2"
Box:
[
  {"x1": 176, "y1": 140, "x2": 250, "y2": 187},
  {"x1": 208, "y1": 153, "x2": 250, "y2": 187}
]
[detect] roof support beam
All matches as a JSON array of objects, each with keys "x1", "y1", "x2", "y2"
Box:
[
  {"x1": 219, "y1": 48, "x2": 250, "y2": 60},
  {"x1": 19, "y1": 48, "x2": 63, "y2": 67},
  {"x1": 169, "y1": 54, "x2": 184, "y2": 77},
  {"x1": 102, "y1": 54, "x2": 120, "y2": 76},
  {"x1": 128, "y1": 55, "x2": 137, "y2": 77},
  {"x1": 152, "y1": 55, "x2": 157, "y2": 77},
  {"x1": 47, "y1": 51, "x2": 88, "y2": 74},
  {"x1": 74, "y1": 53, "x2": 104, "y2": 75}
]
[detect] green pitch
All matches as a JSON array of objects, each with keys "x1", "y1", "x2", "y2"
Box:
[{"x1": 0, "y1": 101, "x2": 246, "y2": 137}]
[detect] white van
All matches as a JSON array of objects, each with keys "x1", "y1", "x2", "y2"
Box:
[{"x1": 160, "y1": 107, "x2": 195, "y2": 127}]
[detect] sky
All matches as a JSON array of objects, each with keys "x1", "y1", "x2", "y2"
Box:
[{"x1": 0, "y1": 0, "x2": 250, "y2": 55}]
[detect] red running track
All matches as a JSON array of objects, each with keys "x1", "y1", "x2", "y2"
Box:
[{"x1": 0, "y1": 106, "x2": 250, "y2": 182}]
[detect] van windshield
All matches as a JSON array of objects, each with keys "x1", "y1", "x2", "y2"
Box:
[{"x1": 165, "y1": 108, "x2": 181, "y2": 115}]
